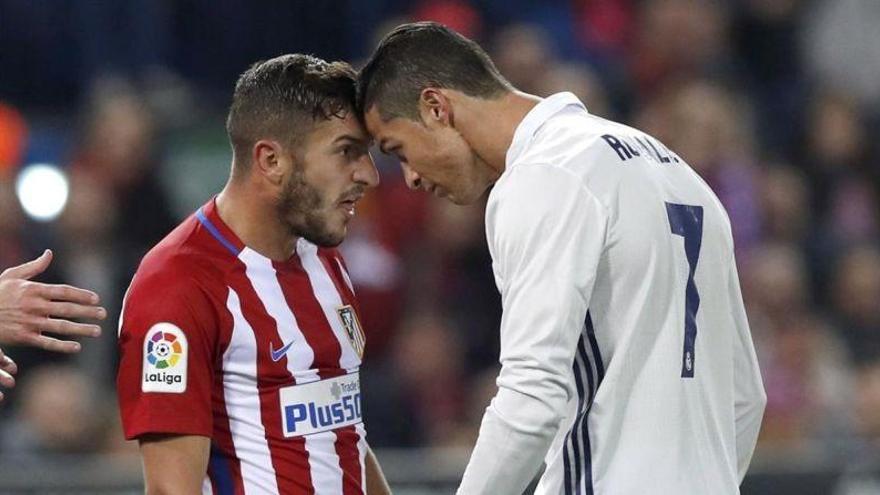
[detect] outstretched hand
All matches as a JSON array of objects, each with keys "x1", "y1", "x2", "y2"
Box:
[
  {"x1": 0, "y1": 250, "x2": 106, "y2": 353},
  {"x1": 0, "y1": 250, "x2": 107, "y2": 402}
]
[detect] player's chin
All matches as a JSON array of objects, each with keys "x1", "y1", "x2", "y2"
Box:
[
  {"x1": 446, "y1": 194, "x2": 469, "y2": 205},
  {"x1": 318, "y1": 219, "x2": 349, "y2": 247},
  {"x1": 446, "y1": 189, "x2": 480, "y2": 206},
  {"x1": 459, "y1": 182, "x2": 494, "y2": 205},
  {"x1": 329, "y1": 226, "x2": 347, "y2": 247}
]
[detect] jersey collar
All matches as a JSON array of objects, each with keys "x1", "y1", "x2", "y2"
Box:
[
  {"x1": 505, "y1": 92, "x2": 587, "y2": 168},
  {"x1": 196, "y1": 197, "x2": 246, "y2": 256}
]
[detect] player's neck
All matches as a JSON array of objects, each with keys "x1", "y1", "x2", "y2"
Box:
[
  {"x1": 456, "y1": 90, "x2": 541, "y2": 179},
  {"x1": 215, "y1": 183, "x2": 298, "y2": 262}
]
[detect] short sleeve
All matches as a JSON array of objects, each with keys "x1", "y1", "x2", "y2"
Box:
[{"x1": 116, "y1": 265, "x2": 219, "y2": 440}]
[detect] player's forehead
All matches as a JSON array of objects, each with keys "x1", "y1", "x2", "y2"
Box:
[
  {"x1": 363, "y1": 105, "x2": 389, "y2": 137},
  {"x1": 307, "y1": 112, "x2": 370, "y2": 146},
  {"x1": 364, "y1": 106, "x2": 418, "y2": 151}
]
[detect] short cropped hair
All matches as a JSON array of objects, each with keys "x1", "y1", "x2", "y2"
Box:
[
  {"x1": 357, "y1": 22, "x2": 511, "y2": 121},
  {"x1": 226, "y1": 54, "x2": 357, "y2": 170}
]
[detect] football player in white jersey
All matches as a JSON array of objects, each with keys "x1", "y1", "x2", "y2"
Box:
[{"x1": 358, "y1": 22, "x2": 766, "y2": 495}]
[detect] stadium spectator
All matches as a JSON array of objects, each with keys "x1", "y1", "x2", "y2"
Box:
[
  {"x1": 832, "y1": 246, "x2": 880, "y2": 363},
  {"x1": 638, "y1": 80, "x2": 763, "y2": 260},
  {"x1": 535, "y1": 62, "x2": 611, "y2": 119},
  {"x1": 492, "y1": 24, "x2": 556, "y2": 94},
  {"x1": 0, "y1": 364, "x2": 105, "y2": 457},
  {"x1": 803, "y1": 0, "x2": 880, "y2": 112},
  {"x1": 630, "y1": 0, "x2": 733, "y2": 98}
]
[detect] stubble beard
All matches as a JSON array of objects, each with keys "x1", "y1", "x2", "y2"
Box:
[{"x1": 276, "y1": 168, "x2": 344, "y2": 248}]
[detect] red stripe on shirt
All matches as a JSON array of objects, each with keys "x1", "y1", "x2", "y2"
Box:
[
  {"x1": 318, "y1": 249, "x2": 359, "y2": 310},
  {"x1": 229, "y1": 264, "x2": 315, "y2": 494},
  {"x1": 274, "y1": 254, "x2": 363, "y2": 494},
  {"x1": 209, "y1": 287, "x2": 246, "y2": 494},
  {"x1": 317, "y1": 250, "x2": 367, "y2": 494},
  {"x1": 273, "y1": 256, "x2": 342, "y2": 375}
]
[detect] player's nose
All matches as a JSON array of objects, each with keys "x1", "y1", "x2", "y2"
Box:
[
  {"x1": 401, "y1": 163, "x2": 421, "y2": 190},
  {"x1": 353, "y1": 153, "x2": 380, "y2": 188}
]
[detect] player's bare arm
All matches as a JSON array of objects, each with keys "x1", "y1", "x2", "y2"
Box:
[
  {"x1": 365, "y1": 446, "x2": 392, "y2": 495},
  {"x1": 140, "y1": 434, "x2": 210, "y2": 495}
]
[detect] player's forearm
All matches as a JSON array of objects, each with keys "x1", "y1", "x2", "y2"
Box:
[
  {"x1": 365, "y1": 446, "x2": 392, "y2": 495},
  {"x1": 145, "y1": 483, "x2": 201, "y2": 495},
  {"x1": 731, "y1": 279, "x2": 767, "y2": 482},
  {"x1": 457, "y1": 387, "x2": 562, "y2": 495},
  {"x1": 140, "y1": 434, "x2": 210, "y2": 495},
  {"x1": 734, "y1": 386, "x2": 767, "y2": 481}
]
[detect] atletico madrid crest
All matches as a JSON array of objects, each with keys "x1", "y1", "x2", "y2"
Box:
[{"x1": 337, "y1": 305, "x2": 365, "y2": 359}]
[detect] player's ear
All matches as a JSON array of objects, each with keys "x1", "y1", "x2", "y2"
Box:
[
  {"x1": 419, "y1": 88, "x2": 452, "y2": 127},
  {"x1": 253, "y1": 139, "x2": 285, "y2": 186}
]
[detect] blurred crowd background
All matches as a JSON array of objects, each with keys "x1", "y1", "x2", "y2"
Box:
[{"x1": 1, "y1": 0, "x2": 879, "y2": 493}]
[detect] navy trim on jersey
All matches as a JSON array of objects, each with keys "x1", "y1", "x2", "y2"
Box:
[
  {"x1": 563, "y1": 311, "x2": 605, "y2": 495},
  {"x1": 586, "y1": 314, "x2": 605, "y2": 379},
  {"x1": 209, "y1": 447, "x2": 235, "y2": 495},
  {"x1": 196, "y1": 208, "x2": 241, "y2": 256},
  {"x1": 563, "y1": 334, "x2": 586, "y2": 495}
]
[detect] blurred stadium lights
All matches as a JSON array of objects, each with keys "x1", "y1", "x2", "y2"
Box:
[{"x1": 14, "y1": 163, "x2": 69, "y2": 222}]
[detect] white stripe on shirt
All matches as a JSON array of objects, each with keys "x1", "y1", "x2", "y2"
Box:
[
  {"x1": 298, "y1": 241, "x2": 362, "y2": 372},
  {"x1": 224, "y1": 287, "x2": 280, "y2": 493}
]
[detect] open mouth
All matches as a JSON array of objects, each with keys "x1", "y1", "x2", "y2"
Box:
[
  {"x1": 338, "y1": 195, "x2": 362, "y2": 217},
  {"x1": 339, "y1": 200, "x2": 355, "y2": 216}
]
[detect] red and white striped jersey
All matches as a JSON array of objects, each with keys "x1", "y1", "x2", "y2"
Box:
[{"x1": 117, "y1": 198, "x2": 369, "y2": 494}]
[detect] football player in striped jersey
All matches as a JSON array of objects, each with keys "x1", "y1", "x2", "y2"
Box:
[{"x1": 117, "y1": 54, "x2": 390, "y2": 495}]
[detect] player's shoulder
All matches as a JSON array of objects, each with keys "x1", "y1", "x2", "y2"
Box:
[
  {"x1": 512, "y1": 109, "x2": 625, "y2": 178},
  {"x1": 130, "y1": 211, "x2": 228, "y2": 299},
  {"x1": 498, "y1": 110, "x2": 610, "y2": 186}
]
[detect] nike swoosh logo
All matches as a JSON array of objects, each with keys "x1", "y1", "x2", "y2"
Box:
[{"x1": 270, "y1": 340, "x2": 295, "y2": 362}]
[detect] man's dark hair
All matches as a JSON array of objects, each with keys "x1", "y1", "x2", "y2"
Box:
[
  {"x1": 227, "y1": 54, "x2": 357, "y2": 170},
  {"x1": 357, "y1": 22, "x2": 511, "y2": 121}
]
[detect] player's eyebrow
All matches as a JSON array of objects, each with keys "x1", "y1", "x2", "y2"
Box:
[
  {"x1": 378, "y1": 139, "x2": 399, "y2": 155},
  {"x1": 333, "y1": 134, "x2": 369, "y2": 146}
]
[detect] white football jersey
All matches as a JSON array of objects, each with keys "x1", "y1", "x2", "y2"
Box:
[{"x1": 457, "y1": 93, "x2": 766, "y2": 495}]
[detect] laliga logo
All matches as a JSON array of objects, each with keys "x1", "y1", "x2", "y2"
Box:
[
  {"x1": 145, "y1": 330, "x2": 183, "y2": 385},
  {"x1": 147, "y1": 331, "x2": 182, "y2": 369}
]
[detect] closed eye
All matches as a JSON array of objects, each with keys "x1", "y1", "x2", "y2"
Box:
[
  {"x1": 341, "y1": 144, "x2": 368, "y2": 159},
  {"x1": 384, "y1": 145, "x2": 405, "y2": 163}
]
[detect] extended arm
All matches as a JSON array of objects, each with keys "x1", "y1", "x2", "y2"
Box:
[
  {"x1": 458, "y1": 165, "x2": 608, "y2": 494},
  {"x1": 0, "y1": 250, "x2": 106, "y2": 402},
  {"x1": 728, "y1": 261, "x2": 767, "y2": 481},
  {"x1": 0, "y1": 249, "x2": 105, "y2": 352}
]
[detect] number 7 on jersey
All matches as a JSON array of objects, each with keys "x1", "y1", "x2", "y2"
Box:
[{"x1": 665, "y1": 203, "x2": 704, "y2": 378}]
